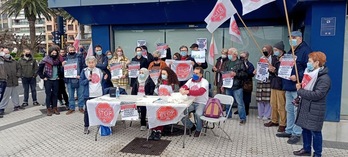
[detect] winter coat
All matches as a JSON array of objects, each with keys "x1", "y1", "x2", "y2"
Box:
[
  {"x1": 63, "y1": 53, "x2": 84, "y2": 84},
  {"x1": 222, "y1": 59, "x2": 248, "y2": 90},
  {"x1": 148, "y1": 60, "x2": 168, "y2": 71},
  {"x1": 18, "y1": 56, "x2": 38, "y2": 78},
  {"x1": 0, "y1": 57, "x2": 6, "y2": 81},
  {"x1": 4, "y1": 57, "x2": 20, "y2": 87},
  {"x1": 212, "y1": 57, "x2": 229, "y2": 86},
  {"x1": 282, "y1": 41, "x2": 312, "y2": 91},
  {"x1": 80, "y1": 67, "x2": 106, "y2": 99},
  {"x1": 295, "y1": 66, "x2": 331, "y2": 131},
  {"x1": 269, "y1": 55, "x2": 283, "y2": 90}
]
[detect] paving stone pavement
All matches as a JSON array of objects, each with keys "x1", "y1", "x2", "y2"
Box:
[{"x1": 0, "y1": 105, "x2": 347, "y2": 157}]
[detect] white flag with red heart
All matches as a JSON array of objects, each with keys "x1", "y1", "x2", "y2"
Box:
[
  {"x1": 241, "y1": 0, "x2": 276, "y2": 16},
  {"x1": 204, "y1": 0, "x2": 237, "y2": 33},
  {"x1": 208, "y1": 35, "x2": 218, "y2": 66},
  {"x1": 229, "y1": 15, "x2": 243, "y2": 44}
]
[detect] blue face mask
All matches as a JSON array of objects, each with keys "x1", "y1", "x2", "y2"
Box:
[
  {"x1": 180, "y1": 51, "x2": 187, "y2": 56},
  {"x1": 139, "y1": 74, "x2": 145, "y2": 79},
  {"x1": 307, "y1": 62, "x2": 314, "y2": 71},
  {"x1": 228, "y1": 55, "x2": 233, "y2": 60},
  {"x1": 107, "y1": 55, "x2": 112, "y2": 59},
  {"x1": 274, "y1": 51, "x2": 280, "y2": 56},
  {"x1": 136, "y1": 51, "x2": 142, "y2": 57},
  {"x1": 161, "y1": 74, "x2": 167, "y2": 80},
  {"x1": 80, "y1": 48, "x2": 84, "y2": 52},
  {"x1": 192, "y1": 74, "x2": 199, "y2": 81},
  {"x1": 96, "y1": 51, "x2": 102, "y2": 55},
  {"x1": 289, "y1": 39, "x2": 297, "y2": 47}
]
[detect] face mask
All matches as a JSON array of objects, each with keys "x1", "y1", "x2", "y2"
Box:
[
  {"x1": 240, "y1": 57, "x2": 245, "y2": 61},
  {"x1": 192, "y1": 74, "x2": 200, "y2": 81},
  {"x1": 228, "y1": 55, "x2": 233, "y2": 60},
  {"x1": 154, "y1": 57, "x2": 159, "y2": 61},
  {"x1": 69, "y1": 52, "x2": 76, "y2": 55},
  {"x1": 180, "y1": 51, "x2": 187, "y2": 56},
  {"x1": 51, "y1": 55, "x2": 58, "y2": 59},
  {"x1": 4, "y1": 54, "x2": 11, "y2": 59},
  {"x1": 117, "y1": 51, "x2": 122, "y2": 56},
  {"x1": 107, "y1": 55, "x2": 112, "y2": 59},
  {"x1": 96, "y1": 51, "x2": 102, "y2": 55},
  {"x1": 25, "y1": 54, "x2": 31, "y2": 57},
  {"x1": 221, "y1": 54, "x2": 227, "y2": 59},
  {"x1": 274, "y1": 51, "x2": 280, "y2": 56},
  {"x1": 139, "y1": 74, "x2": 145, "y2": 79},
  {"x1": 0, "y1": 52, "x2": 4, "y2": 56},
  {"x1": 307, "y1": 62, "x2": 314, "y2": 71},
  {"x1": 263, "y1": 51, "x2": 269, "y2": 57},
  {"x1": 289, "y1": 39, "x2": 297, "y2": 47},
  {"x1": 136, "y1": 51, "x2": 142, "y2": 56},
  {"x1": 80, "y1": 48, "x2": 84, "y2": 52},
  {"x1": 161, "y1": 74, "x2": 167, "y2": 80}
]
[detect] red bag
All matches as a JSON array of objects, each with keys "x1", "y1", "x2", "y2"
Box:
[{"x1": 203, "y1": 98, "x2": 223, "y2": 118}]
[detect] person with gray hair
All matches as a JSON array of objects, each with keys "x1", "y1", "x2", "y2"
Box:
[{"x1": 148, "y1": 50, "x2": 168, "y2": 71}]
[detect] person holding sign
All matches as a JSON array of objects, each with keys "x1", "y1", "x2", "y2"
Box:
[
  {"x1": 276, "y1": 31, "x2": 312, "y2": 145},
  {"x1": 221, "y1": 48, "x2": 248, "y2": 125},
  {"x1": 109, "y1": 47, "x2": 130, "y2": 89},
  {"x1": 264, "y1": 42, "x2": 286, "y2": 133},
  {"x1": 149, "y1": 67, "x2": 179, "y2": 140},
  {"x1": 130, "y1": 47, "x2": 149, "y2": 88},
  {"x1": 63, "y1": 46, "x2": 85, "y2": 115},
  {"x1": 80, "y1": 56, "x2": 108, "y2": 134},
  {"x1": 148, "y1": 50, "x2": 168, "y2": 71},
  {"x1": 178, "y1": 45, "x2": 196, "y2": 87},
  {"x1": 190, "y1": 43, "x2": 208, "y2": 69},
  {"x1": 293, "y1": 52, "x2": 330, "y2": 157},
  {"x1": 131, "y1": 68, "x2": 155, "y2": 131},
  {"x1": 255, "y1": 45, "x2": 273, "y2": 121},
  {"x1": 212, "y1": 49, "x2": 229, "y2": 94}
]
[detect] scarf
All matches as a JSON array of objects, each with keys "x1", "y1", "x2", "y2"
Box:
[
  {"x1": 42, "y1": 56, "x2": 62, "y2": 78},
  {"x1": 138, "y1": 68, "x2": 149, "y2": 84},
  {"x1": 301, "y1": 68, "x2": 320, "y2": 91}
]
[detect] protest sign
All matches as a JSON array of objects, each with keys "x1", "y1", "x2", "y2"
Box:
[
  {"x1": 278, "y1": 54, "x2": 296, "y2": 80},
  {"x1": 128, "y1": 61, "x2": 140, "y2": 78},
  {"x1": 120, "y1": 103, "x2": 139, "y2": 121},
  {"x1": 196, "y1": 38, "x2": 207, "y2": 50},
  {"x1": 110, "y1": 63, "x2": 123, "y2": 79},
  {"x1": 64, "y1": 62, "x2": 78, "y2": 78},
  {"x1": 191, "y1": 50, "x2": 206, "y2": 63},
  {"x1": 171, "y1": 61, "x2": 193, "y2": 81},
  {"x1": 149, "y1": 70, "x2": 161, "y2": 85},
  {"x1": 256, "y1": 62, "x2": 269, "y2": 82},
  {"x1": 156, "y1": 43, "x2": 168, "y2": 58},
  {"x1": 222, "y1": 71, "x2": 233, "y2": 88}
]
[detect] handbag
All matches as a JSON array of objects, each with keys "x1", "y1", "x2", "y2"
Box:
[{"x1": 243, "y1": 80, "x2": 253, "y2": 92}]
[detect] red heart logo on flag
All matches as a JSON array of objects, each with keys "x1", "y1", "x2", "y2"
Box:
[
  {"x1": 231, "y1": 20, "x2": 241, "y2": 35},
  {"x1": 211, "y1": 3, "x2": 226, "y2": 22}
]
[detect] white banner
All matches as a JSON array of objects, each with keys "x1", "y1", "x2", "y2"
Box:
[
  {"x1": 120, "y1": 102, "x2": 139, "y2": 121},
  {"x1": 128, "y1": 61, "x2": 140, "y2": 78},
  {"x1": 110, "y1": 63, "x2": 123, "y2": 79},
  {"x1": 241, "y1": 0, "x2": 276, "y2": 16},
  {"x1": 171, "y1": 61, "x2": 193, "y2": 81},
  {"x1": 222, "y1": 71, "x2": 233, "y2": 88},
  {"x1": 64, "y1": 62, "x2": 78, "y2": 78},
  {"x1": 87, "y1": 101, "x2": 121, "y2": 127},
  {"x1": 278, "y1": 54, "x2": 296, "y2": 80},
  {"x1": 204, "y1": 0, "x2": 237, "y2": 33},
  {"x1": 256, "y1": 62, "x2": 269, "y2": 82},
  {"x1": 147, "y1": 105, "x2": 186, "y2": 129},
  {"x1": 191, "y1": 50, "x2": 206, "y2": 63}
]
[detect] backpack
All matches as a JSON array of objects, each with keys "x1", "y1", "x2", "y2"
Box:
[{"x1": 203, "y1": 98, "x2": 223, "y2": 118}]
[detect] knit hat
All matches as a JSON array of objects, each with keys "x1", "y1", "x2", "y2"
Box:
[{"x1": 273, "y1": 41, "x2": 284, "y2": 52}]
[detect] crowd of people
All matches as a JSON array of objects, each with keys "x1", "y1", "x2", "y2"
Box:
[{"x1": 0, "y1": 31, "x2": 331, "y2": 157}]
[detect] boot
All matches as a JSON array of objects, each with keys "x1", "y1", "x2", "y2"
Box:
[
  {"x1": 47, "y1": 108, "x2": 53, "y2": 116},
  {"x1": 53, "y1": 107, "x2": 60, "y2": 115}
]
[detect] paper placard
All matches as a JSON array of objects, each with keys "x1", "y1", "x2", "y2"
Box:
[
  {"x1": 120, "y1": 103, "x2": 139, "y2": 121},
  {"x1": 156, "y1": 43, "x2": 168, "y2": 58},
  {"x1": 196, "y1": 38, "x2": 207, "y2": 50},
  {"x1": 256, "y1": 62, "x2": 269, "y2": 82},
  {"x1": 128, "y1": 61, "x2": 140, "y2": 78},
  {"x1": 222, "y1": 71, "x2": 233, "y2": 88},
  {"x1": 64, "y1": 62, "x2": 78, "y2": 78},
  {"x1": 110, "y1": 63, "x2": 123, "y2": 79},
  {"x1": 171, "y1": 61, "x2": 193, "y2": 81},
  {"x1": 278, "y1": 54, "x2": 296, "y2": 80},
  {"x1": 149, "y1": 70, "x2": 161, "y2": 85},
  {"x1": 191, "y1": 50, "x2": 206, "y2": 63}
]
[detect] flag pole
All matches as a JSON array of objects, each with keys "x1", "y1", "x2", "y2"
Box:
[
  {"x1": 283, "y1": 0, "x2": 300, "y2": 83},
  {"x1": 235, "y1": 12, "x2": 264, "y2": 55},
  {"x1": 212, "y1": 32, "x2": 217, "y2": 96}
]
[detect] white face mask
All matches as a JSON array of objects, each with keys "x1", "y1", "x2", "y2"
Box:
[{"x1": 0, "y1": 52, "x2": 4, "y2": 57}]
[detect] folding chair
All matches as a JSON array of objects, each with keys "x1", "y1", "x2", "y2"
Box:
[{"x1": 199, "y1": 94, "x2": 234, "y2": 144}]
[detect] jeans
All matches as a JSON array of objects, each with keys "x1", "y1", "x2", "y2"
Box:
[
  {"x1": 0, "y1": 86, "x2": 19, "y2": 109},
  {"x1": 57, "y1": 79, "x2": 68, "y2": 106},
  {"x1": 0, "y1": 81, "x2": 6, "y2": 102},
  {"x1": 181, "y1": 102, "x2": 205, "y2": 132},
  {"x1": 225, "y1": 88, "x2": 246, "y2": 120},
  {"x1": 67, "y1": 83, "x2": 84, "y2": 110},
  {"x1": 44, "y1": 80, "x2": 59, "y2": 109},
  {"x1": 243, "y1": 91, "x2": 252, "y2": 115},
  {"x1": 22, "y1": 77, "x2": 37, "y2": 103},
  {"x1": 285, "y1": 91, "x2": 302, "y2": 135},
  {"x1": 302, "y1": 128, "x2": 322, "y2": 157},
  {"x1": 138, "y1": 106, "x2": 147, "y2": 126}
]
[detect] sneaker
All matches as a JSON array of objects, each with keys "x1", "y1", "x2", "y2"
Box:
[
  {"x1": 140, "y1": 126, "x2": 147, "y2": 131},
  {"x1": 257, "y1": 116, "x2": 262, "y2": 119},
  {"x1": 84, "y1": 127, "x2": 90, "y2": 134},
  {"x1": 277, "y1": 126, "x2": 286, "y2": 132},
  {"x1": 264, "y1": 121, "x2": 279, "y2": 127},
  {"x1": 293, "y1": 148, "x2": 311, "y2": 156},
  {"x1": 262, "y1": 117, "x2": 269, "y2": 121},
  {"x1": 239, "y1": 120, "x2": 246, "y2": 125},
  {"x1": 234, "y1": 111, "x2": 238, "y2": 115},
  {"x1": 0, "y1": 115, "x2": 3, "y2": 118},
  {"x1": 287, "y1": 135, "x2": 301, "y2": 144},
  {"x1": 276, "y1": 132, "x2": 292, "y2": 138},
  {"x1": 154, "y1": 131, "x2": 162, "y2": 141},
  {"x1": 79, "y1": 108, "x2": 85, "y2": 113},
  {"x1": 21, "y1": 103, "x2": 29, "y2": 107},
  {"x1": 66, "y1": 110, "x2": 75, "y2": 115},
  {"x1": 0, "y1": 109, "x2": 4, "y2": 115},
  {"x1": 148, "y1": 131, "x2": 156, "y2": 140},
  {"x1": 33, "y1": 102, "x2": 40, "y2": 106},
  {"x1": 193, "y1": 131, "x2": 201, "y2": 137},
  {"x1": 13, "y1": 106, "x2": 24, "y2": 111}
]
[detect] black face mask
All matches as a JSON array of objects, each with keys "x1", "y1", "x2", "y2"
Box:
[
  {"x1": 154, "y1": 57, "x2": 159, "y2": 61},
  {"x1": 240, "y1": 57, "x2": 245, "y2": 61},
  {"x1": 263, "y1": 51, "x2": 269, "y2": 57},
  {"x1": 51, "y1": 55, "x2": 58, "y2": 59},
  {"x1": 69, "y1": 52, "x2": 76, "y2": 55},
  {"x1": 25, "y1": 54, "x2": 31, "y2": 57}
]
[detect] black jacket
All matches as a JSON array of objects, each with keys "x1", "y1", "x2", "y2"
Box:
[
  {"x1": 269, "y1": 55, "x2": 283, "y2": 90},
  {"x1": 131, "y1": 77, "x2": 155, "y2": 96},
  {"x1": 222, "y1": 59, "x2": 248, "y2": 90}
]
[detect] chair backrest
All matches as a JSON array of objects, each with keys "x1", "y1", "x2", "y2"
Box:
[{"x1": 214, "y1": 94, "x2": 234, "y2": 117}]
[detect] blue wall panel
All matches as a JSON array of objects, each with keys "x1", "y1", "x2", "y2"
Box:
[{"x1": 91, "y1": 25, "x2": 111, "y2": 54}]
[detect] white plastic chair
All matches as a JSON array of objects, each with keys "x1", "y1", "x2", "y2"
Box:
[{"x1": 199, "y1": 94, "x2": 234, "y2": 144}]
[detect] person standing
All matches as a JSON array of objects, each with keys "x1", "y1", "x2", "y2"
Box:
[
  {"x1": 189, "y1": 43, "x2": 208, "y2": 69},
  {"x1": 109, "y1": 47, "x2": 130, "y2": 89},
  {"x1": 57, "y1": 49, "x2": 69, "y2": 107},
  {"x1": 130, "y1": 47, "x2": 149, "y2": 88},
  {"x1": 0, "y1": 48, "x2": 23, "y2": 117},
  {"x1": 37, "y1": 45, "x2": 63, "y2": 116},
  {"x1": 0, "y1": 51, "x2": 6, "y2": 118},
  {"x1": 212, "y1": 49, "x2": 229, "y2": 94},
  {"x1": 276, "y1": 31, "x2": 312, "y2": 145},
  {"x1": 94, "y1": 45, "x2": 112, "y2": 89},
  {"x1": 63, "y1": 46, "x2": 85, "y2": 115},
  {"x1": 239, "y1": 51, "x2": 255, "y2": 116},
  {"x1": 293, "y1": 52, "x2": 331, "y2": 157},
  {"x1": 18, "y1": 49, "x2": 40, "y2": 107},
  {"x1": 178, "y1": 45, "x2": 195, "y2": 87},
  {"x1": 221, "y1": 48, "x2": 248, "y2": 125}
]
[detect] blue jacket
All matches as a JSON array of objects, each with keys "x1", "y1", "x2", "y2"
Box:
[
  {"x1": 63, "y1": 53, "x2": 84, "y2": 83},
  {"x1": 80, "y1": 67, "x2": 106, "y2": 99},
  {"x1": 282, "y1": 41, "x2": 312, "y2": 91}
]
